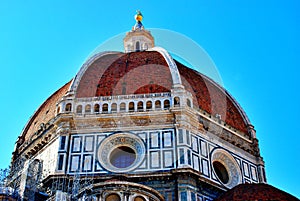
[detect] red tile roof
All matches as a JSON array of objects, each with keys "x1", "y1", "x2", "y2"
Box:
[
  {"x1": 17, "y1": 50, "x2": 251, "y2": 150},
  {"x1": 76, "y1": 51, "x2": 249, "y2": 133},
  {"x1": 20, "y1": 81, "x2": 71, "y2": 143},
  {"x1": 214, "y1": 183, "x2": 299, "y2": 201}
]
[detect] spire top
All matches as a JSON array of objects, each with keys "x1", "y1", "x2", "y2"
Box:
[
  {"x1": 133, "y1": 10, "x2": 144, "y2": 30},
  {"x1": 124, "y1": 10, "x2": 154, "y2": 52}
]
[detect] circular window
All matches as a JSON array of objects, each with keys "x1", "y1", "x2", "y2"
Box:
[
  {"x1": 134, "y1": 196, "x2": 146, "y2": 201},
  {"x1": 211, "y1": 148, "x2": 241, "y2": 188},
  {"x1": 212, "y1": 161, "x2": 229, "y2": 184},
  {"x1": 110, "y1": 146, "x2": 136, "y2": 168},
  {"x1": 106, "y1": 193, "x2": 120, "y2": 201},
  {"x1": 97, "y1": 133, "x2": 146, "y2": 172}
]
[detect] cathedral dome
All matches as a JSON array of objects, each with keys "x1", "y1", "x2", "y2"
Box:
[
  {"x1": 16, "y1": 46, "x2": 254, "y2": 159},
  {"x1": 71, "y1": 50, "x2": 250, "y2": 134},
  {"x1": 10, "y1": 12, "x2": 265, "y2": 201}
]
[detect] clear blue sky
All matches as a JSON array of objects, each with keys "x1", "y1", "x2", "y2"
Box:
[{"x1": 0, "y1": 0, "x2": 299, "y2": 198}]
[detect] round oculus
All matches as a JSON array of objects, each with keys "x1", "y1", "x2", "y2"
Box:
[
  {"x1": 211, "y1": 148, "x2": 242, "y2": 188},
  {"x1": 97, "y1": 133, "x2": 145, "y2": 173}
]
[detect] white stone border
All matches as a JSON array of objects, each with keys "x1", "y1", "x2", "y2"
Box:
[{"x1": 211, "y1": 148, "x2": 242, "y2": 189}]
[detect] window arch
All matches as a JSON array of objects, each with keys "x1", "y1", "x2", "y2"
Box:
[
  {"x1": 120, "y1": 102, "x2": 126, "y2": 112},
  {"x1": 137, "y1": 101, "x2": 144, "y2": 111},
  {"x1": 85, "y1": 104, "x2": 91, "y2": 113},
  {"x1": 155, "y1": 100, "x2": 161, "y2": 109},
  {"x1": 111, "y1": 103, "x2": 117, "y2": 113},
  {"x1": 102, "y1": 103, "x2": 108, "y2": 113},
  {"x1": 106, "y1": 193, "x2": 121, "y2": 201},
  {"x1": 174, "y1": 97, "x2": 180, "y2": 107},
  {"x1": 94, "y1": 104, "x2": 100, "y2": 113},
  {"x1": 76, "y1": 105, "x2": 82, "y2": 114},
  {"x1": 129, "y1": 102, "x2": 135, "y2": 112},
  {"x1": 136, "y1": 41, "x2": 140, "y2": 51},
  {"x1": 146, "y1": 101, "x2": 152, "y2": 110},
  {"x1": 164, "y1": 100, "x2": 170, "y2": 110},
  {"x1": 65, "y1": 103, "x2": 72, "y2": 112}
]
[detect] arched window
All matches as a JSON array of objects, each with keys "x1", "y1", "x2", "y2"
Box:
[
  {"x1": 174, "y1": 97, "x2": 180, "y2": 107},
  {"x1": 129, "y1": 102, "x2": 135, "y2": 112},
  {"x1": 76, "y1": 105, "x2": 82, "y2": 114},
  {"x1": 137, "y1": 101, "x2": 143, "y2": 111},
  {"x1": 120, "y1": 102, "x2": 126, "y2": 112},
  {"x1": 134, "y1": 196, "x2": 146, "y2": 201},
  {"x1": 106, "y1": 193, "x2": 121, "y2": 201},
  {"x1": 94, "y1": 104, "x2": 100, "y2": 113},
  {"x1": 85, "y1": 104, "x2": 91, "y2": 113},
  {"x1": 187, "y1": 99, "x2": 191, "y2": 107},
  {"x1": 65, "y1": 103, "x2": 72, "y2": 112},
  {"x1": 155, "y1": 100, "x2": 161, "y2": 109},
  {"x1": 146, "y1": 101, "x2": 152, "y2": 110},
  {"x1": 102, "y1": 103, "x2": 108, "y2": 113},
  {"x1": 136, "y1": 41, "x2": 140, "y2": 51},
  {"x1": 164, "y1": 100, "x2": 170, "y2": 110},
  {"x1": 111, "y1": 103, "x2": 117, "y2": 113}
]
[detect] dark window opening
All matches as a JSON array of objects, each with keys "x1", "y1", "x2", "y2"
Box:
[
  {"x1": 174, "y1": 97, "x2": 180, "y2": 106},
  {"x1": 57, "y1": 155, "x2": 64, "y2": 170},
  {"x1": 102, "y1": 104, "x2": 108, "y2": 113},
  {"x1": 94, "y1": 104, "x2": 100, "y2": 113},
  {"x1": 110, "y1": 146, "x2": 136, "y2": 169},
  {"x1": 129, "y1": 102, "x2": 135, "y2": 112},
  {"x1": 155, "y1": 100, "x2": 161, "y2": 109},
  {"x1": 136, "y1": 41, "x2": 140, "y2": 51},
  {"x1": 85, "y1": 104, "x2": 91, "y2": 113},
  {"x1": 213, "y1": 161, "x2": 229, "y2": 184},
  {"x1": 164, "y1": 100, "x2": 170, "y2": 110},
  {"x1": 76, "y1": 105, "x2": 82, "y2": 114},
  {"x1": 137, "y1": 101, "x2": 143, "y2": 111},
  {"x1": 65, "y1": 103, "x2": 72, "y2": 112},
  {"x1": 60, "y1": 136, "x2": 66, "y2": 150},
  {"x1": 146, "y1": 101, "x2": 152, "y2": 110},
  {"x1": 179, "y1": 148, "x2": 184, "y2": 164}
]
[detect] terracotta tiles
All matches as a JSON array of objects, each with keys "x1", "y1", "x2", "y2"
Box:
[
  {"x1": 21, "y1": 81, "x2": 71, "y2": 142},
  {"x1": 75, "y1": 51, "x2": 248, "y2": 133},
  {"x1": 214, "y1": 183, "x2": 299, "y2": 201},
  {"x1": 176, "y1": 61, "x2": 248, "y2": 133},
  {"x1": 21, "y1": 50, "x2": 250, "y2": 144}
]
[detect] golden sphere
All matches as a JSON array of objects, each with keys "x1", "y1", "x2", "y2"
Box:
[{"x1": 135, "y1": 14, "x2": 143, "y2": 22}]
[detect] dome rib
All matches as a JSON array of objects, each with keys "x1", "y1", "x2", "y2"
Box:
[
  {"x1": 150, "y1": 47, "x2": 182, "y2": 86},
  {"x1": 70, "y1": 51, "x2": 123, "y2": 95}
]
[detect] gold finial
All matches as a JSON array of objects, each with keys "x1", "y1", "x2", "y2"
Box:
[
  {"x1": 135, "y1": 10, "x2": 143, "y2": 22},
  {"x1": 133, "y1": 10, "x2": 144, "y2": 30}
]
